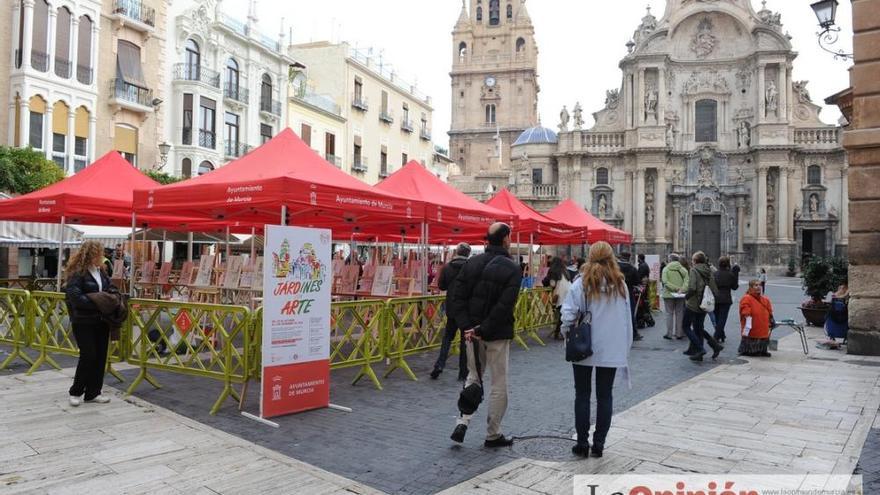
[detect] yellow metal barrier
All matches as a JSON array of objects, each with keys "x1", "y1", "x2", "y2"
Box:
[
  {"x1": 0, "y1": 288, "x2": 34, "y2": 370},
  {"x1": 384, "y1": 295, "x2": 447, "y2": 381},
  {"x1": 27, "y1": 291, "x2": 126, "y2": 381},
  {"x1": 125, "y1": 299, "x2": 251, "y2": 415},
  {"x1": 514, "y1": 288, "x2": 553, "y2": 348}
]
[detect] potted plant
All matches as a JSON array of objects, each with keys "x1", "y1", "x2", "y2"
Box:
[
  {"x1": 786, "y1": 257, "x2": 797, "y2": 277},
  {"x1": 800, "y1": 256, "x2": 848, "y2": 326}
]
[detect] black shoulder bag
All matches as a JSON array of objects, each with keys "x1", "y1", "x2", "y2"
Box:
[{"x1": 565, "y1": 289, "x2": 593, "y2": 362}]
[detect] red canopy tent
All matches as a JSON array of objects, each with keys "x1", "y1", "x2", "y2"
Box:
[
  {"x1": 375, "y1": 161, "x2": 515, "y2": 242},
  {"x1": 133, "y1": 129, "x2": 426, "y2": 239},
  {"x1": 545, "y1": 199, "x2": 632, "y2": 245},
  {"x1": 485, "y1": 189, "x2": 585, "y2": 245}
]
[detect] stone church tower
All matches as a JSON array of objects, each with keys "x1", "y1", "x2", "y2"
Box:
[{"x1": 448, "y1": 0, "x2": 539, "y2": 180}]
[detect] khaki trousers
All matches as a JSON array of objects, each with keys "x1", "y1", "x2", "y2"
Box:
[
  {"x1": 664, "y1": 297, "x2": 686, "y2": 338},
  {"x1": 456, "y1": 338, "x2": 510, "y2": 440}
]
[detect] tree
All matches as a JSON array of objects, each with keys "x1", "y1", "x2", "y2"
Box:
[
  {"x1": 0, "y1": 146, "x2": 65, "y2": 194},
  {"x1": 145, "y1": 170, "x2": 184, "y2": 185}
]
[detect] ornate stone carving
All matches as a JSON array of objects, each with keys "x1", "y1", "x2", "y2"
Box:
[
  {"x1": 794, "y1": 206, "x2": 801, "y2": 220},
  {"x1": 605, "y1": 89, "x2": 620, "y2": 110},
  {"x1": 690, "y1": 17, "x2": 718, "y2": 59},
  {"x1": 683, "y1": 70, "x2": 730, "y2": 95},
  {"x1": 767, "y1": 205, "x2": 776, "y2": 238},
  {"x1": 735, "y1": 67, "x2": 752, "y2": 93},
  {"x1": 645, "y1": 85, "x2": 659, "y2": 122},
  {"x1": 793, "y1": 80, "x2": 811, "y2": 103},
  {"x1": 736, "y1": 121, "x2": 751, "y2": 148},
  {"x1": 767, "y1": 172, "x2": 775, "y2": 202},
  {"x1": 559, "y1": 105, "x2": 570, "y2": 132},
  {"x1": 698, "y1": 147, "x2": 716, "y2": 187},
  {"x1": 598, "y1": 194, "x2": 607, "y2": 218},
  {"x1": 573, "y1": 102, "x2": 584, "y2": 130},
  {"x1": 666, "y1": 122, "x2": 676, "y2": 147},
  {"x1": 765, "y1": 80, "x2": 779, "y2": 116},
  {"x1": 809, "y1": 194, "x2": 819, "y2": 215}
]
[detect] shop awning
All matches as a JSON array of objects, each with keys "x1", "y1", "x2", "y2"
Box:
[
  {"x1": 485, "y1": 189, "x2": 586, "y2": 245},
  {"x1": 0, "y1": 221, "x2": 83, "y2": 248},
  {"x1": 545, "y1": 199, "x2": 632, "y2": 245}
]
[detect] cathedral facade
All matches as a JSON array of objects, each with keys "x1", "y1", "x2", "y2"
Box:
[{"x1": 449, "y1": 0, "x2": 848, "y2": 271}]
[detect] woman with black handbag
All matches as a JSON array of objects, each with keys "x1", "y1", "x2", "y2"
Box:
[{"x1": 561, "y1": 242, "x2": 633, "y2": 459}]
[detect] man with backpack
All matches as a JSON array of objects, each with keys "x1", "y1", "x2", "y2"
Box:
[
  {"x1": 449, "y1": 223, "x2": 522, "y2": 448},
  {"x1": 683, "y1": 251, "x2": 723, "y2": 361},
  {"x1": 430, "y1": 243, "x2": 472, "y2": 381}
]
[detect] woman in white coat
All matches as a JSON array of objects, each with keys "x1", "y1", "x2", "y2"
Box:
[{"x1": 561, "y1": 241, "x2": 633, "y2": 458}]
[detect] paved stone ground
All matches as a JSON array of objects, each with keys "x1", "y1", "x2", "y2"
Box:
[
  {"x1": 111, "y1": 279, "x2": 804, "y2": 494},
  {"x1": 854, "y1": 393, "x2": 880, "y2": 493}
]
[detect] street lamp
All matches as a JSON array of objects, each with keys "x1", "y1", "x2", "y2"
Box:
[
  {"x1": 810, "y1": 0, "x2": 853, "y2": 60},
  {"x1": 158, "y1": 141, "x2": 171, "y2": 170}
]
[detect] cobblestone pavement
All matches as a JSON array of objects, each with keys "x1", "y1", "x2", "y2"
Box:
[{"x1": 854, "y1": 398, "x2": 880, "y2": 493}]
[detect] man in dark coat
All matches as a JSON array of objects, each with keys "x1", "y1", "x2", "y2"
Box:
[
  {"x1": 449, "y1": 223, "x2": 522, "y2": 448},
  {"x1": 637, "y1": 254, "x2": 650, "y2": 281},
  {"x1": 618, "y1": 252, "x2": 644, "y2": 341},
  {"x1": 431, "y1": 243, "x2": 471, "y2": 380}
]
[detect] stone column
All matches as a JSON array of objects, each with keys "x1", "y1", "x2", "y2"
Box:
[
  {"x1": 786, "y1": 66, "x2": 795, "y2": 121},
  {"x1": 7, "y1": 102, "x2": 16, "y2": 146},
  {"x1": 638, "y1": 68, "x2": 646, "y2": 125},
  {"x1": 778, "y1": 167, "x2": 789, "y2": 242},
  {"x1": 583, "y1": 159, "x2": 594, "y2": 207},
  {"x1": 11, "y1": 1, "x2": 21, "y2": 69},
  {"x1": 625, "y1": 71, "x2": 633, "y2": 129},
  {"x1": 89, "y1": 22, "x2": 98, "y2": 85},
  {"x1": 757, "y1": 167, "x2": 768, "y2": 242},
  {"x1": 69, "y1": 16, "x2": 79, "y2": 79},
  {"x1": 777, "y1": 64, "x2": 787, "y2": 121},
  {"x1": 757, "y1": 64, "x2": 766, "y2": 123},
  {"x1": 88, "y1": 115, "x2": 97, "y2": 164},
  {"x1": 624, "y1": 170, "x2": 633, "y2": 234},
  {"x1": 47, "y1": 7, "x2": 57, "y2": 74},
  {"x1": 841, "y1": 169, "x2": 849, "y2": 243},
  {"x1": 19, "y1": 102, "x2": 29, "y2": 148},
  {"x1": 635, "y1": 168, "x2": 646, "y2": 243},
  {"x1": 736, "y1": 202, "x2": 745, "y2": 252},
  {"x1": 21, "y1": 0, "x2": 35, "y2": 70},
  {"x1": 656, "y1": 171, "x2": 667, "y2": 242},
  {"x1": 66, "y1": 110, "x2": 76, "y2": 175},
  {"x1": 43, "y1": 105, "x2": 52, "y2": 160},
  {"x1": 658, "y1": 67, "x2": 666, "y2": 118},
  {"x1": 672, "y1": 204, "x2": 681, "y2": 253}
]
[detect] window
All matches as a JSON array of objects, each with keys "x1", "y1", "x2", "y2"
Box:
[
  {"x1": 199, "y1": 97, "x2": 216, "y2": 149},
  {"x1": 380, "y1": 147, "x2": 388, "y2": 176},
  {"x1": 29, "y1": 112, "x2": 44, "y2": 149},
  {"x1": 185, "y1": 39, "x2": 200, "y2": 80},
  {"x1": 226, "y1": 58, "x2": 239, "y2": 97},
  {"x1": 507, "y1": 3, "x2": 513, "y2": 19},
  {"x1": 198, "y1": 161, "x2": 214, "y2": 175},
  {"x1": 116, "y1": 40, "x2": 146, "y2": 102},
  {"x1": 516, "y1": 37, "x2": 526, "y2": 53},
  {"x1": 353, "y1": 143, "x2": 363, "y2": 168},
  {"x1": 76, "y1": 15, "x2": 93, "y2": 83},
  {"x1": 73, "y1": 106, "x2": 88, "y2": 168},
  {"x1": 596, "y1": 167, "x2": 609, "y2": 185},
  {"x1": 224, "y1": 112, "x2": 239, "y2": 155},
  {"x1": 489, "y1": 0, "x2": 500, "y2": 25},
  {"x1": 260, "y1": 124, "x2": 272, "y2": 144},
  {"x1": 74, "y1": 137, "x2": 87, "y2": 156},
  {"x1": 52, "y1": 134, "x2": 65, "y2": 168},
  {"x1": 354, "y1": 77, "x2": 363, "y2": 102},
  {"x1": 402, "y1": 153, "x2": 408, "y2": 166},
  {"x1": 325, "y1": 133, "x2": 336, "y2": 162},
  {"x1": 485, "y1": 104, "x2": 496, "y2": 124},
  {"x1": 114, "y1": 125, "x2": 138, "y2": 166},
  {"x1": 381, "y1": 91, "x2": 389, "y2": 113},
  {"x1": 532, "y1": 168, "x2": 543, "y2": 185},
  {"x1": 260, "y1": 74, "x2": 273, "y2": 113},
  {"x1": 695, "y1": 99, "x2": 718, "y2": 142},
  {"x1": 421, "y1": 113, "x2": 428, "y2": 131},
  {"x1": 182, "y1": 93, "x2": 193, "y2": 145},
  {"x1": 181, "y1": 158, "x2": 192, "y2": 177},
  {"x1": 402, "y1": 103, "x2": 409, "y2": 123},
  {"x1": 458, "y1": 42, "x2": 467, "y2": 62},
  {"x1": 808, "y1": 165, "x2": 822, "y2": 185},
  {"x1": 55, "y1": 7, "x2": 72, "y2": 78},
  {"x1": 32, "y1": 0, "x2": 48, "y2": 72},
  {"x1": 476, "y1": 6, "x2": 482, "y2": 21},
  {"x1": 300, "y1": 123, "x2": 311, "y2": 146}
]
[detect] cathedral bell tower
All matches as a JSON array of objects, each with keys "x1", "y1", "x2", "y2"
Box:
[{"x1": 448, "y1": 0, "x2": 539, "y2": 177}]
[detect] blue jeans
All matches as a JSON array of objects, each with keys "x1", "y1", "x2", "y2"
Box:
[
  {"x1": 434, "y1": 317, "x2": 467, "y2": 377},
  {"x1": 573, "y1": 365, "x2": 617, "y2": 448},
  {"x1": 714, "y1": 303, "x2": 732, "y2": 340},
  {"x1": 683, "y1": 307, "x2": 707, "y2": 353}
]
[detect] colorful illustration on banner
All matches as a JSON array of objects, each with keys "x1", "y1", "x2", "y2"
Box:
[
  {"x1": 272, "y1": 239, "x2": 291, "y2": 278},
  {"x1": 272, "y1": 375, "x2": 282, "y2": 401},
  {"x1": 293, "y1": 242, "x2": 327, "y2": 282}
]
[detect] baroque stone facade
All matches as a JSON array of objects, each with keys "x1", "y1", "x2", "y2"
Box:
[{"x1": 453, "y1": 0, "x2": 849, "y2": 272}]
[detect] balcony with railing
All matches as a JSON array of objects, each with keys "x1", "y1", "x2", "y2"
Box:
[
  {"x1": 420, "y1": 127, "x2": 431, "y2": 141},
  {"x1": 31, "y1": 51, "x2": 49, "y2": 72},
  {"x1": 325, "y1": 153, "x2": 341, "y2": 168},
  {"x1": 224, "y1": 141, "x2": 251, "y2": 158},
  {"x1": 379, "y1": 168, "x2": 389, "y2": 179},
  {"x1": 224, "y1": 83, "x2": 249, "y2": 104},
  {"x1": 379, "y1": 110, "x2": 394, "y2": 124},
  {"x1": 173, "y1": 63, "x2": 220, "y2": 89},
  {"x1": 77, "y1": 64, "x2": 93, "y2": 84},
  {"x1": 400, "y1": 119, "x2": 414, "y2": 133},
  {"x1": 110, "y1": 79, "x2": 153, "y2": 112},
  {"x1": 581, "y1": 131, "x2": 626, "y2": 151},
  {"x1": 794, "y1": 127, "x2": 841, "y2": 149},
  {"x1": 347, "y1": 46, "x2": 431, "y2": 105},
  {"x1": 54, "y1": 58, "x2": 71, "y2": 78},
  {"x1": 259, "y1": 98, "x2": 282, "y2": 116},
  {"x1": 532, "y1": 184, "x2": 559, "y2": 198},
  {"x1": 352, "y1": 155, "x2": 368, "y2": 173},
  {"x1": 112, "y1": 0, "x2": 156, "y2": 31},
  {"x1": 198, "y1": 129, "x2": 217, "y2": 149},
  {"x1": 351, "y1": 95, "x2": 369, "y2": 112}
]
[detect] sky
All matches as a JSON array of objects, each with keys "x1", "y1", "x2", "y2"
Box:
[{"x1": 223, "y1": 0, "x2": 853, "y2": 149}]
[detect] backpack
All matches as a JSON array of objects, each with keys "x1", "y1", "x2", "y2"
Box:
[{"x1": 699, "y1": 272, "x2": 715, "y2": 313}]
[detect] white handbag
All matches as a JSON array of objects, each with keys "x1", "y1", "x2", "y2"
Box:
[{"x1": 699, "y1": 284, "x2": 715, "y2": 313}]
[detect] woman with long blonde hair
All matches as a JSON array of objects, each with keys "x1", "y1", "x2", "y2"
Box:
[
  {"x1": 65, "y1": 240, "x2": 115, "y2": 406},
  {"x1": 561, "y1": 242, "x2": 633, "y2": 459}
]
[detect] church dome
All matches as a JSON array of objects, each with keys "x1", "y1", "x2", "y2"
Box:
[{"x1": 513, "y1": 126, "x2": 558, "y2": 146}]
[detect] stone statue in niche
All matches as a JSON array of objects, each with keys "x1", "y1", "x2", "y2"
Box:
[
  {"x1": 559, "y1": 105, "x2": 570, "y2": 132},
  {"x1": 666, "y1": 122, "x2": 676, "y2": 147},
  {"x1": 737, "y1": 121, "x2": 751, "y2": 148},
  {"x1": 645, "y1": 86, "x2": 659, "y2": 122},
  {"x1": 672, "y1": 169, "x2": 683, "y2": 185},
  {"x1": 573, "y1": 102, "x2": 584, "y2": 130},
  {"x1": 767, "y1": 206, "x2": 776, "y2": 237},
  {"x1": 646, "y1": 205, "x2": 655, "y2": 226},
  {"x1": 767, "y1": 174, "x2": 775, "y2": 202},
  {"x1": 646, "y1": 174, "x2": 655, "y2": 203},
  {"x1": 736, "y1": 167, "x2": 746, "y2": 185},
  {"x1": 810, "y1": 194, "x2": 819, "y2": 215},
  {"x1": 766, "y1": 80, "x2": 779, "y2": 116},
  {"x1": 598, "y1": 195, "x2": 607, "y2": 218}
]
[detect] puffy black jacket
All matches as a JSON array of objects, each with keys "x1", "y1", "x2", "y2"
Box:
[
  {"x1": 637, "y1": 261, "x2": 650, "y2": 281},
  {"x1": 65, "y1": 269, "x2": 116, "y2": 322},
  {"x1": 438, "y1": 257, "x2": 468, "y2": 316},
  {"x1": 714, "y1": 268, "x2": 739, "y2": 305},
  {"x1": 619, "y1": 261, "x2": 640, "y2": 296},
  {"x1": 450, "y1": 245, "x2": 522, "y2": 341}
]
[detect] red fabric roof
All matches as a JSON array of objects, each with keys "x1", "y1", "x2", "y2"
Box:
[
  {"x1": 133, "y1": 129, "x2": 425, "y2": 239},
  {"x1": 485, "y1": 189, "x2": 586, "y2": 245},
  {"x1": 0, "y1": 151, "x2": 168, "y2": 227},
  {"x1": 375, "y1": 161, "x2": 515, "y2": 242},
  {"x1": 545, "y1": 199, "x2": 632, "y2": 245}
]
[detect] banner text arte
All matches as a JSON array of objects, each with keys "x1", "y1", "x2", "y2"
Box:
[{"x1": 273, "y1": 280, "x2": 324, "y2": 315}]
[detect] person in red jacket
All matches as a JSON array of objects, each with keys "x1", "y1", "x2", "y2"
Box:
[{"x1": 738, "y1": 279, "x2": 775, "y2": 357}]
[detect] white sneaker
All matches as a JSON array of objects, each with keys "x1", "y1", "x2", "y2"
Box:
[
  {"x1": 69, "y1": 395, "x2": 82, "y2": 407},
  {"x1": 85, "y1": 394, "x2": 111, "y2": 404}
]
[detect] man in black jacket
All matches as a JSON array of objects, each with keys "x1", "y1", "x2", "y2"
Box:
[
  {"x1": 449, "y1": 223, "x2": 521, "y2": 448},
  {"x1": 637, "y1": 254, "x2": 650, "y2": 281},
  {"x1": 431, "y1": 243, "x2": 471, "y2": 380},
  {"x1": 619, "y1": 252, "x2": 644, "y2": 341}
]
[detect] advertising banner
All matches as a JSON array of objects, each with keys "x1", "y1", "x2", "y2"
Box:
[{"x1": 261, "y1": 225, "x2": 332, "y2": 419}]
